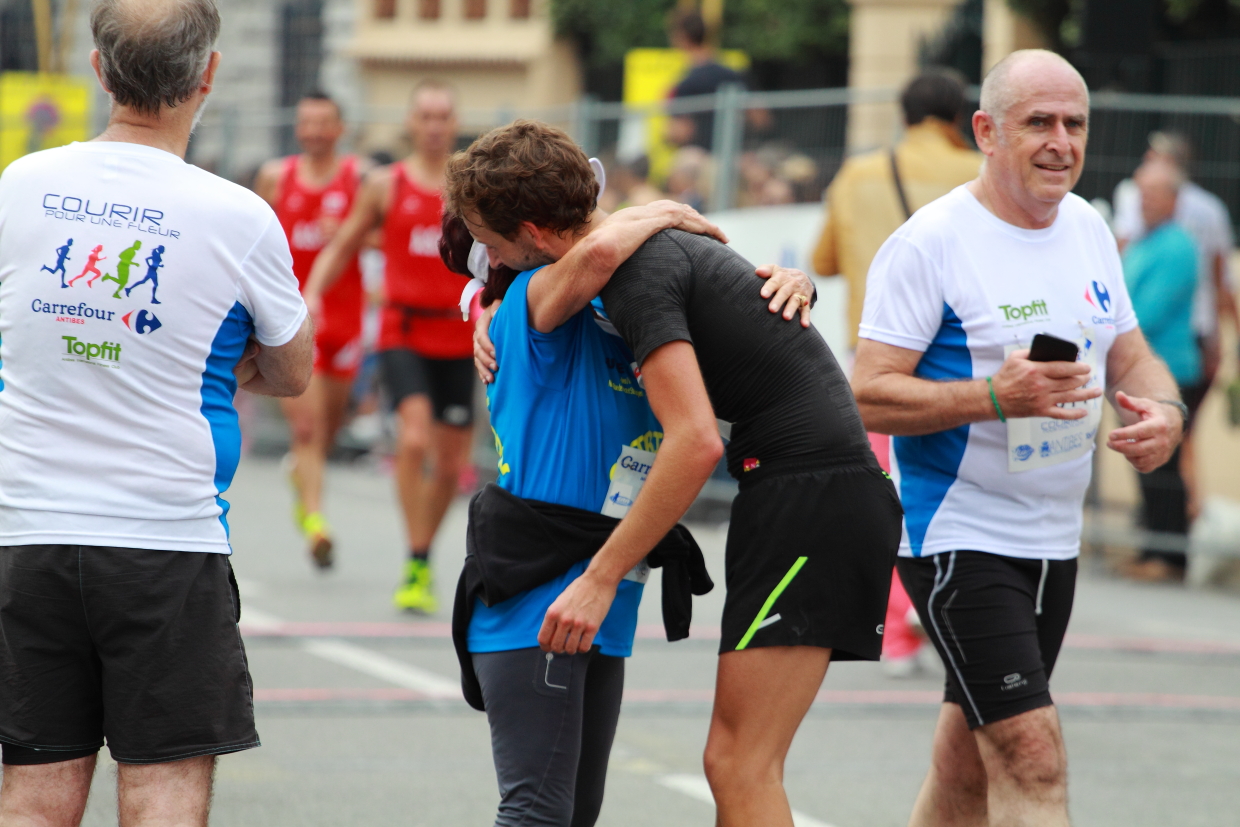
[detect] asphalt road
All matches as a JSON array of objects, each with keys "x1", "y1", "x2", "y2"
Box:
[{"x1": 64, "y1": 456, "x2": 1240, "y2": 826}]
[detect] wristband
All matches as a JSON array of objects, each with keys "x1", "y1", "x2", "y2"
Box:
[
  {"x1": 1157, "y1": 399, "x2": 1189, "y2": 431},
  {"x1": 987, "y1": 376, "x2": 1006, "y2": 423}
]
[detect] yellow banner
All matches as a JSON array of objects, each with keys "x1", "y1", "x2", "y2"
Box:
[
  {"x1": 0, "y1": 73, "x2": 91, "y2": 172},
  {"x1": 622, "y1": 47, "x2": 749, "y2": 183}
]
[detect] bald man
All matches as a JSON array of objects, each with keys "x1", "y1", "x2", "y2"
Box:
[{"x1": 853, "y1": 50, "x2": 1182, "y2": 826}]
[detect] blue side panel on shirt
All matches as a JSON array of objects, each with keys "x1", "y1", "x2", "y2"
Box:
[
  {"x1": 199, "y1": 302, "x2": 254, "y2": 540},
  {"x1": 894, "y1": 303, "x2": 971, "y2": 557}
]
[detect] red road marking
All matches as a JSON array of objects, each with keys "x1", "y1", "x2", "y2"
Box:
[
  {"x1": 239, "y1": 621, "x2": 1240, "y2": 656},
  {"x1": 252, "y1": 686, "x2": 1240, "y2": 711}
]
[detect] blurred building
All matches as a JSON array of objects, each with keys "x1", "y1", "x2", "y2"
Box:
[
  {"x1": 348, "y1": 0, "x2": 581, "y2": 150},
  {"x1": 845, "y1": 0, "x2": 1042, "y2": 152}
]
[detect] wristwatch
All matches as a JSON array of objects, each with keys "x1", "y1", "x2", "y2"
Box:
[{"x1": 1157, "y1": 399, "x2": 1190, "y2": 430}]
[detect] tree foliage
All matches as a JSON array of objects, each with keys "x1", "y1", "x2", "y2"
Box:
[{"x1": 551, "y1": 0, "x2": 850, "y2": 68}]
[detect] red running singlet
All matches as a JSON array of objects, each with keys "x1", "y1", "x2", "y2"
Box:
[
  {"x1": 274, "y1": 155, "x2": 364, "y2": 347},
  {"x1": 378, "y1": 162, "x2": 472, "y2": 359}
]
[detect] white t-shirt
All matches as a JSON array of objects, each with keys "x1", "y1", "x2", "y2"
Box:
[
  {"x1": 860, "y1": 186, "x2": 1138, "y2": 561},
  {"x1": 1113, "y1": 177, "x2": 1233, "y2": 337},
  {"x1": 0, "y1": 141, "x2": 306, "y2": 553}
]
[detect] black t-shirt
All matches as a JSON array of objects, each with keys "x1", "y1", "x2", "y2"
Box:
[
  {"x1": 600, "y1": 230, "x2": 872, "y2": 478},
  {"x1": 670, "y1": 62, "x2": 746, "y2": 150}
]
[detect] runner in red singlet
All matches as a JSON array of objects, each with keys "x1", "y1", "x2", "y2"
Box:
[
  {"x1": 255, "y1": 92, "x2": 368, "y2": 569},
  {"x1": 305, "y1": 79, "x2": 474, "y2": 613}
]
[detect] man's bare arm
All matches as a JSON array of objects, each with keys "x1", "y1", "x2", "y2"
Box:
[
  {"x1": 302, "y1": 168, "x2": 388, "y2": 312},
  {"x1": 526, "y1": 202, "x2": 727, "y2": 333},
  {"x1": 1102, "y1": 328, "x2": 1182, "y2": 472},
  {"x1": 852, "y1": 338, "x2": 1100, "y2": 436},
  {"x1": 253, "y1": 159, "x2": 283, "y2": 208},
  {"x1": 234, "y1": 317, "x2": 314, "y2": 397},
  {"x1": 538, "y1": 341, "x2": 723, "y2": 654}
]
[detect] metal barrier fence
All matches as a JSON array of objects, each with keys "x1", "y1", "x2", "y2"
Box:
[{"x1": 188, "y1": 85, "x2": 1240, "y2": 226}]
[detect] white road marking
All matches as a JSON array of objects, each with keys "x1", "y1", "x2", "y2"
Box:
[
  {"x1": 300, "y1": 638, "x2": 461, "y2": 699},
  {"x1": 656, "y1": 774, "x2": 840, "y2": 827},
  {"x1": 241, "y1": 605, "x2": 460, "y2": 700}
]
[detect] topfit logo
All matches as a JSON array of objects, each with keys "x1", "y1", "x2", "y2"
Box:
[
  {"x1": 62, "y1": 335, "x2": 121, "y2": 363},
  {"x1": 999, "y1": 299, "x2": 1049, "y2": 322}
]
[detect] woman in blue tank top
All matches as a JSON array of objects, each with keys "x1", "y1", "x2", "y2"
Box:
[{"x1": 440, "y1": 201, "x2": 722, "y2": 827}]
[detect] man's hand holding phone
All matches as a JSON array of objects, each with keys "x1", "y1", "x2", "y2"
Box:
[{"x1": 991, "y1": 335, "x2": 1100, "y2": 421}]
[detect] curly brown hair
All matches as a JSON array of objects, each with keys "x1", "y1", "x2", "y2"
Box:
[{"x1": 444, "y1": 119, "x2": 598, "y2": 239}]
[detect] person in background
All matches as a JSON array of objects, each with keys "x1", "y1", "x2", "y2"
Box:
[
  {"x1": 305, "y1": 80, "x2": 475, "y2": 615},
  {"x1": 813, "y1": 69, "x2": 981, "y2": 353},
  {"x1": 254, "y1": 92, "x2": 369, "y2": 569},
  {"x1": 1121, "y1": 161, "x2": 1203, "y2": 582},
  {"x1": 601, "y1": 156, "x2": 664, "y2": 212},
  {"x1": 665, "y1": 9, "x2": 769, "y2": 151},
  {"x1": 813, "y1": 69, "x2": 981, "y2": 675},
  {"x1": 1113, "y1": 132, "x2": 1235, "y2": 541}
]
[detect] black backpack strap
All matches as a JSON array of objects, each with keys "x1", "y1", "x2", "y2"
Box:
[{"x1": 890, "y1": 148, "x2": 913, "y2": 221}]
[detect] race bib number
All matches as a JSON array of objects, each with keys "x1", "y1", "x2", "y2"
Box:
[
  {"x1": 1005, "y1": 329, "x2": 1102, "y2": 473},
  {"x1": 602, "y1": 444, "x2": 657, "y2": 583}
]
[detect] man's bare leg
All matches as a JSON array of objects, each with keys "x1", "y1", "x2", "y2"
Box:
[
  {"x1": 908, "y1": 704, "x2": 988, "y2": 827},
  {"x1": 703, "y1": 646, "x2": 830, "y2": 827},
  {"x1": 394, "y1": 395, "x2": 434, "y2": 550},
  {"x1": 975, "y1": 705, "x2": 1070, "y2": 827},
  {"x1": 409, "y1": 422, "x2": 471, "y2": 549},
  {"x1": 280, "y1": 381, "x2": 327, "y2": 517},
  {"x1": 0, "y1": 754, "x2": 96, "y2": 827},
  {"x1": 117, "y1": 755, "x2": 215, "y2": 827}
]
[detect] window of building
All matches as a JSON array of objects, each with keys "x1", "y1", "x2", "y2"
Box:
[
  {"x1": 510, "y1": 0, "x2": 529, "y2": 18},
  {"x1": 374, "y1": 0, "x2": 396, "y2": 19},
  {"x1": 418, "y1": 0, "x2": 440, "y2": 19},
  {"x1": 464, "y1": 0, "x2": 486, "y2": 20}
]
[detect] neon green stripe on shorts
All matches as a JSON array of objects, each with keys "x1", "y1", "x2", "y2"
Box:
[{"x1": 734, "y1": 556, "x2": 808, "y2": 650}]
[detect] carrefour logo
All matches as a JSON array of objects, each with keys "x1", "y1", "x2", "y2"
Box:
[
  {"x1": 999, "y1": 299, "x2": 1049, "y2": 323},
  {"x1": 1084, "y1": 281, "x2": 1111, "y2": 314},
  {"x1": 62, "y1": 335, "x2": 121, "y2": 366}
]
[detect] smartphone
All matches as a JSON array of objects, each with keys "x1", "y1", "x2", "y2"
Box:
[{"x1": 1028, "y1": 333, "x2": 1079, "y2": 363}]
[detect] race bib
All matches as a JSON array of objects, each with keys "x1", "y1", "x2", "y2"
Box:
[
  {"x1": 602, "y1": 444, "x2": 656, "y2": 583},
  {"x1": 1005, "y1": 329, "x2": 1102, "y2": 473}
]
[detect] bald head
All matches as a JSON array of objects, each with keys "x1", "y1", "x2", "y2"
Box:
[
  {"x1": 91, "y1": 0, "x2": 220, "y2": 116},
  {"x1": 1136, "y1": 159, "x2": 1183, "y2": 228},
  {"x1": 980, "y1": 50, "x2": 1089, "y2": 127}
]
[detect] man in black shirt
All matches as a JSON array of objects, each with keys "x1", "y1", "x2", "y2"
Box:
[
  {"x1": 447, "y1": 120, "x2": 902, "y2": 826},
  {"x1": 667, "y1": 10, "x2": 746, "y2": 150}
]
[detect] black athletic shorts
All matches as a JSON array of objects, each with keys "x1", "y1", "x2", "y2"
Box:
[
  {"x1": 719, "y1": 459, "x2": 903, "y2": 659},
  {"x1": 896, "y1": 550, "x2": 1077, "y2": 729},
  {"x1": 379, "y1": 348, "x2": 475, "y2": 426},
  {"x1": 0, "y1": 545, "x2": 259, "y2": 765}
]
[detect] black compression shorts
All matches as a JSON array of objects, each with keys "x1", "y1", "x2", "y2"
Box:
[
  {"x1": 719, "y1": 460, "x2": 903, "y2": 659},
  {"x1": 897, "y1": 551, "x2": 1077, "y2": 729},
  {"x1": 0, "y1": 545, "x2": 259, "y2": 764},
  {"x1": 379, "y1": 349, "x2": 475, "y2": 426}
]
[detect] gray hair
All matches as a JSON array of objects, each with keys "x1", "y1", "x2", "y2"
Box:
[
  {"x1": 91, "y1": 0, "x2": 221, "y2": 117},
  {"x1": 979, "y1": 49, "x2": 1089, "y2": 126}
]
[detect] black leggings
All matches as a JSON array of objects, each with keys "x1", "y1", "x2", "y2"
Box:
[{"x1": 473, "y1": 647, "x2": 624, "y2": 827}]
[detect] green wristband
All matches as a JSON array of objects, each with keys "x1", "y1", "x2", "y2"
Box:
[{"x1": 987, "y1": 376, "x2": 1006, "y2": 423}]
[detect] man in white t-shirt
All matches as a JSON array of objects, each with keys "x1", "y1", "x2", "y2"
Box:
[
  {"x1": 853, "y1": 50, "x2": 1182, "y2": 827},
  {"x1": 0, "y1": 0, "x2": 311, "y2": 823}
]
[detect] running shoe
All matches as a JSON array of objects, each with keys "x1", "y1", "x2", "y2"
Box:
[
  {"x1": 303, "y1": 511, "x2": 334, "y2": 569},
  {"x1": 393, "y1": 558, "x2": 438, "y2": 614}
]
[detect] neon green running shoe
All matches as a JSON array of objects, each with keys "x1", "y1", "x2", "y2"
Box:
[
  {"x1": 302, "y1": 511, "x2": 334, "y2": 570},
  {"x1": 393, "y1": 558, "x2": 438, "y2": 614}
]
